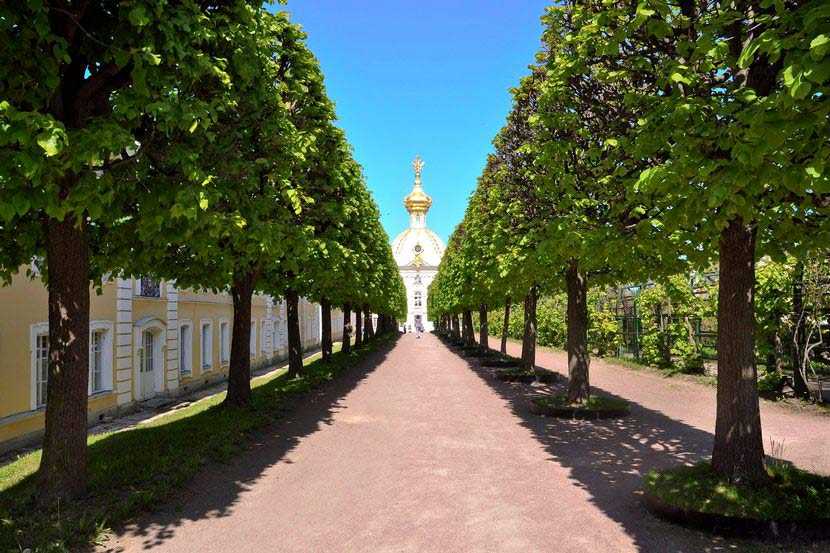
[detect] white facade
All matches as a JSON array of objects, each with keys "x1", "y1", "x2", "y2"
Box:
[{"x1": 391, "y1": 156, "x2": 445, "y2": 331}]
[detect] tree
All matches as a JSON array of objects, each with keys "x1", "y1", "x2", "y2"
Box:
[
  {"x1": 115, "y1": 10, "x2": 341, "y2": 405},
  {"x1": 0, "y1": 0, "x2": 248, "y2": 502},
  {"x1": 559, "y1": 0, "x2": 830, "y2": 481}
]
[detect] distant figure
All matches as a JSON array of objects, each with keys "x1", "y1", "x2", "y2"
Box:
[{"x1": 415, "y1": 320, "x2": 424, "y2": 339}]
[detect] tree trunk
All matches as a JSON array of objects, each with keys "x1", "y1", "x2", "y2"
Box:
[
  {"x1": 320, "y1": 297, "x2": 332, "y2": 362},
  {"x1": 712, "y1": 218, "x2": 767, "y2": 483},
  {"x1": 38, "y1": 214, "x2": 91, "y2": 503},
  {"x1": 461, "y1": 309, "x2": 474, "y2": 347},
  {"x1": 479, "y1": 304, "x2": 489, "y2": 350},
  {"x1": 566, "y1": 262, "x2": 591, "y2": 403},
  {"x1": 354, "y1": 305, "x2": 363, "y2": 347},
  {"x1": 521, "y1": 286, "x2": 537, "y2": 370},
  {"x1": 791, "y1": 261, "x2": 810, "y2": 397},
  {"x1": 451, "y1": 313, "x2": 460, "y2": 340},
  {"x1": 342, "y1": 303, "x2": 352, "y2": 354},
  {"x1": 364, "y1": 306, "x2": 374, "y2": 340},
  {"x1": 501, "y1": 298, "x2": 510, "y2": 354},
  {"x1": 286, "y1": 289, "x2": 303, "y2": 378},
  {"x1": 225, "y1": 271, "x2": 256, "y2": 407}
]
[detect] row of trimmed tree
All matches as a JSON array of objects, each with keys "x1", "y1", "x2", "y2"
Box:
[
  {"x1": 429, "y1": 0, "x2": 830, "y2": 485},
  {"x1": 0, "y1": 2, "x2": 406, "y2": 504}
]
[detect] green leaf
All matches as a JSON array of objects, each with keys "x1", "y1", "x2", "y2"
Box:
[
  {"x1": 36, "y1": 132, "x2": 62, "y2": 157},
  {"x1": 791, "y1": 81, "x2": 812, "y2": 99},
  {"x1": 670, "y1": 71, "x2": 691, "y2": 85},
  {"x1": 805, "y1": 164, "x2": 823, "y2": 178},
  {"x1": 737, "y1": 42, "x2": 760, "y2": 69},
  {"x1": 810, "y1": 34, "x2": 829, "y2": 60},
  {"x1": 129, "y1": 5, "x2": 151, "y2": 27}
]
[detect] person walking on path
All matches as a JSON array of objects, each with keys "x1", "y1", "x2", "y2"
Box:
[{"x1": 415, "y1": 319, "x2": 423, "y2": 339}]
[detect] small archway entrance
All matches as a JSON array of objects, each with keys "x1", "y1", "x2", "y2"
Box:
[{"x1": 133, "y1": 318, "x2": 166, "y2": 401}]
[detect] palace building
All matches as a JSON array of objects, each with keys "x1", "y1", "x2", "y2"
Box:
[
  {"x1": 391, "y1": 156, "x2": 446, "y2": 331},
  {"x1": 0, "y1": 273, "x2": 341, "y2": 452}
]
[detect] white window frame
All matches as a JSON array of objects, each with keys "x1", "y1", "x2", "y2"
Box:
[
  {"x1": 260, "y1": 319, "x2": 270, "y2": 356},
  {"x1": 89, "y1": 320, "x2": 114, "y2": 395},
  {"x1": 200, "y1": 319, "x2": 213, "y2": 371},
  {"x1": 250, "y1": 319, "x2": 257, "y2": 357},
  {"x1": 219, "y1": 319, "x2": 230, "y2": 365},
  {"x1": 179, "y1": 320, "x2": 193, "y2": 377},
  {"x1": 273, "y1": 316, "x2": 282, "y2": 353},
  {"x1": 414, "y1": 291, "x2": 423, "y2": 308},
  {"x1": 30, "y1": 322, "x2": 49, "y2": 410}
]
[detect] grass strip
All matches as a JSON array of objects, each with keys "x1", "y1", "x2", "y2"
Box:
[
  {"x1": 645, "y1": 462, "x2": 830, "y2": 522},
  {"x1": 0, "y1": 337, "x2": 390, "y2": 552},
  {"x1": 531, "y1": 394, "x2": 630, "y2": 419}
]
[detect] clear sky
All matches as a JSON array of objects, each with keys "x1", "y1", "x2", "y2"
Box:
[{"x1": 277, "y1": 1, "x2": 550, "y2": 243}]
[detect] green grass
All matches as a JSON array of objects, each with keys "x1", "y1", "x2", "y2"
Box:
[
  {"x1": 645, "y1": 462, "x2": 830, "y2": 521},
  {"x1": 608, "y1": 356, "x2": 718, "y2": 386},
  {"x1": 496, "y1": 367, "x2": 535, "y2": 377},
  {"x1": 533, "y1": 393, "x2": 629, "y2": 412},
  {"x1": 0, "y1": 338, "x2": 387, "y2": 552}
]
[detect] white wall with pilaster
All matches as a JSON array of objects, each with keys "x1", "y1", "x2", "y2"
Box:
[
  {"x1": 115, "y1": 278, "x2": 134, "y2": 405},
  {"x1": 165, "y1": 283, "x2": 179, "y2": 391}
]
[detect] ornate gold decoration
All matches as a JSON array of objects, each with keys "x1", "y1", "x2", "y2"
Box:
[
  {"x1": 404, "y1": 154, "x2": 432, "y2": 214},
  {"x1": 412, "y1": 155, "x2": 424, "y2": 183}
]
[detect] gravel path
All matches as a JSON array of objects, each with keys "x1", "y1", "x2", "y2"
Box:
[{"x1": 102, "y1": 334, "x2": 830, "y2": 552}]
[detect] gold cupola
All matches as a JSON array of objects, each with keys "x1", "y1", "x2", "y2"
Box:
[{"x1": 404, "y1": 155, "x2": 433, "y2": 216}]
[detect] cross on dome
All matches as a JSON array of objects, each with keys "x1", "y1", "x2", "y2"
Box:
[{"x1": 412, "y1": 155, "x2": 425, "y2": 183}]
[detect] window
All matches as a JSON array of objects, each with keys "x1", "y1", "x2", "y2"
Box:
[
  {"x1": 271, "y1": 324, "x2": 278, "y2": 355},
  {"x1": 90, "y1": 330, "x2": 104, "y2": 393},
  {"x1": 414, "y1": 291, "x2": 422, "y2": 308},
  {"x1": 273, "y1": 319, "x2": 281, "y2": 352},
  {"x1": 88, "y1": 323, "x2": 113, "y2": 394},
  {"x1": 35, "y1": 333, "x2": 48, "y2": 407},
  {"x1": 220, "y1": 321, "x2": 230, "y2": 365},
  {"x1": 250, "y1": 319, "x2": 257, "y2": 356},
  {"x1": 138, "y1": 277, "x2": 161, "y2": 298},
  {"x1": 179, "y1": 323, "x2": 192, "y2": 376},
  {"x1": 141, "y1": 331, "x2": 155, "y2": 373},
  {"x1": 201, "y1": 321, "x2": 213, "y2": 370},
  {"x1": 261, "y1": 320, "x2": 270, "y2": 356}
]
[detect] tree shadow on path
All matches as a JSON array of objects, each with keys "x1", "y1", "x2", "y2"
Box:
[
  {"x1": 450, "y1": 341, "x2": 828, "y2": 553},
  {"x1": 98, "y1": 338, "x2": 396, "y2": 553}
]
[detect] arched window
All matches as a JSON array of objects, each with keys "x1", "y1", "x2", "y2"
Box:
[{"x1": 414, "y1": 291, "x2": 422, "y2": 307}]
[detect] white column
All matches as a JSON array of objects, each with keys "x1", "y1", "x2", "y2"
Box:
[
  {"x1": 165, "y1": 282, "x2": 179, "y2": 392},
  {"x1": 264, "y1": 295, "x2": 275, "y2": 357},
  {"x1": 115, "y1": 278, "x2": 134, "y2": 406},
  {"x1": 278, "y1": 299, "x2": 287, "y2": 356}
]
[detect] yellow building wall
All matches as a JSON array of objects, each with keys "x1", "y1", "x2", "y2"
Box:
[
  {"x1": 0, "y1": 271, "x2": 118, "y2": 420},
  {"x1": 175, "y1": 292, "x2": 275, "y2": 387},
  {"x1": 177, "y1": 292, "x2": 233, "y2": 388},
  {"x1": 0, "y1": 392, "x2": 117, "y2": 449},
  {"x1": 0, "y1": 274, "x2": 324, "y2": 451}
]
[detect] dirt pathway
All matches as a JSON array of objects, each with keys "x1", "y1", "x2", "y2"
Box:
[
  {"x1": 497, "y1": 338, "x2": 830, "y2": 476},
  {"x1": 103, "y1": 334, "x2": 829, "y2": 552}
]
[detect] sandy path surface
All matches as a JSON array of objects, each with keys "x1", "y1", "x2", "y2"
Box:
[{"x1": 102, "y1": 334, "x2": 830, "y2": 552}]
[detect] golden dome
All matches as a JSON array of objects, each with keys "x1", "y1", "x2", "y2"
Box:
[
  {"x1": 404, "y1": 184, "x2": 432, "y2": 214},
  {"x1": 404, "y1": 154, "x2": 432, "y2": 214}
]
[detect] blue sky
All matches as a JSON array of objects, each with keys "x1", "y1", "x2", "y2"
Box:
[{"x1": 278, "y1": 1, "x2": 550, "y2": 243}]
